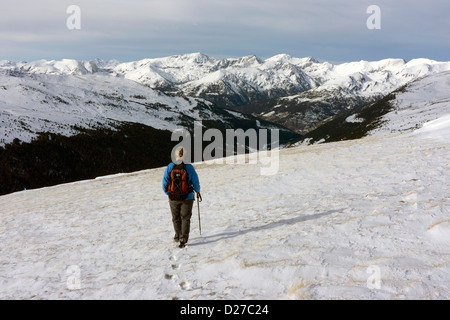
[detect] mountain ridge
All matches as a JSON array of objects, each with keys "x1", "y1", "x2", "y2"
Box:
[
  {"x1": 3, "y1": 53, "x2": 449, "y2": 134},
  {"x1": 1, "y1": 53, "x2": 449, "y2": 195},
  {"x1": 292, "y1": 70, "x2": 450, "y2": 145},
  {"x1": 3, "y1": 53, "x2": 448, "y2": 98}
]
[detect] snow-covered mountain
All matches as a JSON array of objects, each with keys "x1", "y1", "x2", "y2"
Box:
[
  {"x1": 294, "y1": 70, "x2": 450, "y2": 145},
  {"x1": 1, "y1": 53, "x2": 449, "y2": 196},
  {"x1": 0, "y1": 64, "x2": 298, "y2": 196},
  {"x1": 234, "y1": 57, "x2": 450, "y2": 133},
  {"x1": 1, "y1": 54, "x2": 316, "y2": 108},
  {"x1": 111, "y1": 53, "x2": 316, "y2": 107},
  {"x1": 0, "y1": 58, "x2": 101, "y2": 76},
  {"x1": 0, "y1": 68, "x2": 293, "y2": 147},
  {"x1": 4, "y1": 53, "x2": 449, "y2": 135},
  {"x1": 102, "y1": 54, "x2": 450, "y2": 107}
]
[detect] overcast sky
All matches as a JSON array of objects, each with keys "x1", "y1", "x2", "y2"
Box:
[{"x1": 1, "y1": 0, "x2": 449, "y2": 62}]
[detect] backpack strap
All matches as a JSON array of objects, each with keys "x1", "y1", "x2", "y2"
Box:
[{"x1": 168, "y1": 162, "x2": 192, "y2": 200}]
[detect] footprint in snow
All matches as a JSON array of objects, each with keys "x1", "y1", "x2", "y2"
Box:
[
  {"x1": 179, "y1": 281, "x2": 190, "y2": 290},
  {"x1": 164, "y1": 255, "x2": 180, "y2": 280},
  {"x1": 164, "y1": 273, "x2": 177, "y2": 280}
]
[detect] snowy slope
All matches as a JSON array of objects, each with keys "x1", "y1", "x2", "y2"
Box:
[
  {"x1": 3, "y1": 54, "x2": 450, "y2": 137},
  {"x1": 240, "y1": 58, "x2": 450, "y2": 133},
  {"x1": 0, "y1": 70, "x2": 273, "y2": 146},
  {"x1": 369, "y1": 71, "x2": 450, "y2": 136},
  {"x1": 0, "y1": 117, "x2": 448, "y2": 299},
  {"x1": 293, "y1": 70, "x2": 450, "y2": 145}
]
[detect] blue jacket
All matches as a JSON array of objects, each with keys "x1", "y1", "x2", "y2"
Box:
[{"x1": 162, "y1": 162, "x2": 200, "y2": 200}]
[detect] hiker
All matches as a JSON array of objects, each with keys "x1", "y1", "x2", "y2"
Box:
[{"x1": 162, "y1": 147, "x2": 200, "y2": 248}]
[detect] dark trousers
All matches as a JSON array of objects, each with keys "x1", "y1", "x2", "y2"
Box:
[{"x1": 169, "y1": 199, "x2": 194, "y2": 243}]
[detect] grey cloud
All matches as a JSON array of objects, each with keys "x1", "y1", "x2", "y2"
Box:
[{"x1": 0, "y1": 0, "x2": 449, "y2": 62}]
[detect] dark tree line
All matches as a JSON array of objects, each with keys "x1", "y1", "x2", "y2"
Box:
[
  {"x1": 0, "y1": 116, "x2": 300, "y2": 196},
  {"x1": 0, "y1": 123, "x2": 174, "y2": 196}
]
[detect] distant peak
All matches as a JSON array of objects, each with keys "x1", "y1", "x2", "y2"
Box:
[
  {"x1": 266, "y1": 54, "x2": 319, "y2": 64},
  {"x1": 266, "y1": 54, "x2": 293, "y2": 62},
  {"x1": 183, "y1": 52, "x2": 207, "y2": 58},
  {"x1": 306, "y1": 56, "x2": 319, "y2": 63},
  {"x1": 240, "y1": 54, "x2": 264, "y2": 63},
  {"x1": 170, "y1": 52, "x2": 216, "y2": 64},
  {"x1": 405, "y1": 58, "x2": 438, "y2": 65}
]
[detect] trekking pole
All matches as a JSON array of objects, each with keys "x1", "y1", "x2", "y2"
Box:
[{"x1": 196, "y1": 191, "x2": 202, "y2": 235}]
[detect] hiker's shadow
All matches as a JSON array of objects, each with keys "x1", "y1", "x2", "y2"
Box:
[{"x1": 189, "y1": 209, "x2": 343, "y2": 246}]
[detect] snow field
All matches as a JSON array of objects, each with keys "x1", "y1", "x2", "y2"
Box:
[
  {"x1": 0, "y1": 72, "x2": 218, "y2": 146},
  {"x1": 0, "y1": 123, "x2": 448, "y2": 299}
]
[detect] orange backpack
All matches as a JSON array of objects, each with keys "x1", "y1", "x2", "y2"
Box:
[{"x1": 168, "y1": 163, "x2": 191, "y2": 201}]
